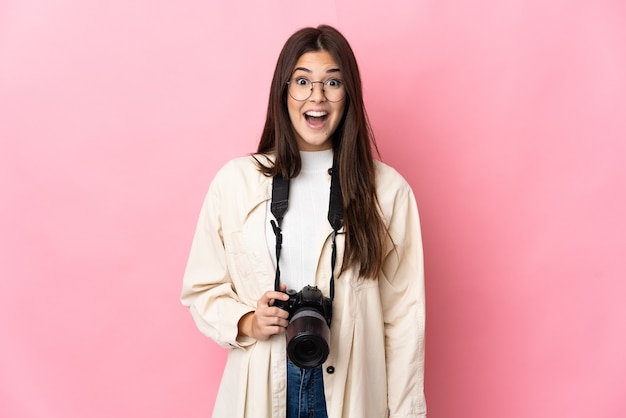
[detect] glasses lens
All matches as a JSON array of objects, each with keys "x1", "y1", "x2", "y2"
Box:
[
  {"x1": 289, "y1": 79, "x2": 312, "y2": 101},
  {"x1": 323, "y1": 80, "x2": 344, "y2": 102}
]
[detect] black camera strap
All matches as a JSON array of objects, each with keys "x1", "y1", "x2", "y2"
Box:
[
  {"x1": 270, "y1": 174, "x2": 289, "y2": 292},
  {"x1": 270, "y1": 162, "x2": 343, "y2": 301}
]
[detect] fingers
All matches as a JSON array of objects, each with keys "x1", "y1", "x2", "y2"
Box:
[
  {"x1": 249, "y1": 289, "x2": 291, "y2": 341},
  {"x1": 258, "y1": 289, "x2": 289, "y2": 308},
  {"x1": 250, "y1": 311, "x2": 289, "y2": 340},
  {"x1": 254, "y1": 309, "x2": 289, "y2": 329}
]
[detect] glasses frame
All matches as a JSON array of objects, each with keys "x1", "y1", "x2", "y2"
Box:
[{"x1": 285, "y1": 78, "x2": 346, "y2": 103}]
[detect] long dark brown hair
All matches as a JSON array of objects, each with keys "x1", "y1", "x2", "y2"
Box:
[{"x1": 256, "y1": 25, "x2": 386, "y2": 279}]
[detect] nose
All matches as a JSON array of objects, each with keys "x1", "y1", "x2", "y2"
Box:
[{"x1": 309, "y1": 81, "x2": 326, "y2": 102}]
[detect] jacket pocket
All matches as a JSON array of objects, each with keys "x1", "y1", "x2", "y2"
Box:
[{"x1": 224, "y1": 230, "x2": 262, "y2": 305}]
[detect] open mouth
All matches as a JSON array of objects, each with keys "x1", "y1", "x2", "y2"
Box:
[{"x1": 304, "y1": 110, "x2": 329, "y2": 126}]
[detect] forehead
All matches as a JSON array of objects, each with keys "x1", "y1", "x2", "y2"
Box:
[{"x1": 292, "y1": 50, "x2": 340, "y2": 73}]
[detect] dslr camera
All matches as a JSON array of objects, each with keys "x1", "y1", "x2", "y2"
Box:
[{"x1": 274, "y1": 285, "x2": 332, "y2": 369}]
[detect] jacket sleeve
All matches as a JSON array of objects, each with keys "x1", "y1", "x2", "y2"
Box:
[
  {"x1": 379, "y1": 182, "x2": 427, "y2": 417},
  {"x1": 180, "y1": 169, "x2": 256, "y2": 349}
]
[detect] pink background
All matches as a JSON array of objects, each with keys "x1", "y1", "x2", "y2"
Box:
[{"x1": 1, "y1": 1, "x2": 625, "y2": 417}]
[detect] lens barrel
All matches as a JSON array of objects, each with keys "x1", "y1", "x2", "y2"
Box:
[{"x1": 285, "y1": 309, "x2": 330, "y2": 369}]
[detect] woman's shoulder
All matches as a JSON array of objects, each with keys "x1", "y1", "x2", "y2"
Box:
[
  {"x1": 373, "y1": 160, "x2": 419, "y2": 222},
  {"x1": 373, "y1": 159, "x2": 411, "y2": 192},
  {"x1": 206, "y1": 153, "x2": 274, "y2": 204}
]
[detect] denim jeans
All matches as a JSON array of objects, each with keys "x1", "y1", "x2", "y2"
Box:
[{"x1": 286, "y1": 359, "x2": 328, "y2": 418}]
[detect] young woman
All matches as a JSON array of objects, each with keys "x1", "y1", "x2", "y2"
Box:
[{"x1": 181, "y1": 25, "x2": 426, "y2": 418}]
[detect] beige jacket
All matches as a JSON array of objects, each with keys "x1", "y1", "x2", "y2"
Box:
[{"x1": 181, "y1": 155, "x2": 426, "y2": 418}]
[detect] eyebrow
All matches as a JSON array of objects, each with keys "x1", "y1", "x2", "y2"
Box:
[{"x1": 292, "y1": 67, "x2": 341, "y2": 74}]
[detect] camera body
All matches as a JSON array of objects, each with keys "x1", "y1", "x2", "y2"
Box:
[{"x1": 274, "y1": 285, "x2": 332, "y2": 369}]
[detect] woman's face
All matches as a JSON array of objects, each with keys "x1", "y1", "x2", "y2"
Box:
[{"x1": 287, "y1": 50, "x2": 346, "y2": 151}]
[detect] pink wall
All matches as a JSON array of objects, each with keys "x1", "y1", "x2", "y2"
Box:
[{"x1": 1, "y1": 1, "x2": 625, "y2": 417}]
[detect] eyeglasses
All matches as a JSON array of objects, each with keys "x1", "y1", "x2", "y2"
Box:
[{"x1": 286, "y1": 77, "x2": 346, "y2": 102}]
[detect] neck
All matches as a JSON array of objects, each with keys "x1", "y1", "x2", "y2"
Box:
[{"x1": 300, "y1": 149, "x2": 333, "y2": 172}]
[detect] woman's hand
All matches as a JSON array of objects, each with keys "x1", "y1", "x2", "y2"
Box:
[{"x1": 238, "y1": 286, "x2": 290, "y2": 341}]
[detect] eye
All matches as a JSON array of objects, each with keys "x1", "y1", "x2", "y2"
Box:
[
  {"x1": 295, "y1": 77, "x2": 310, "y2": 86},
  {"x1": 325, "y1": 78, "x2": 343, "y2": 89}
]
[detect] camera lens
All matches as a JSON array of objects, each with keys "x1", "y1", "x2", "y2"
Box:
[
  {"x1": 289, "y1": 335, "x2": 327, "y2": 367},
  {"x1": 285, "y1": 309, "x2": 330, "y2": 369}
]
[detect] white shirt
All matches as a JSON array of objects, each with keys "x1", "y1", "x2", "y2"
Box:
[{"x1": 265, "y1": 149, "x2": 334, "y2": 292}]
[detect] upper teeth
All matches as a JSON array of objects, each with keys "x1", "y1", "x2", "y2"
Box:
[{"x1": 305, "y1": 111, "x2": 327, "y2": 117}]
